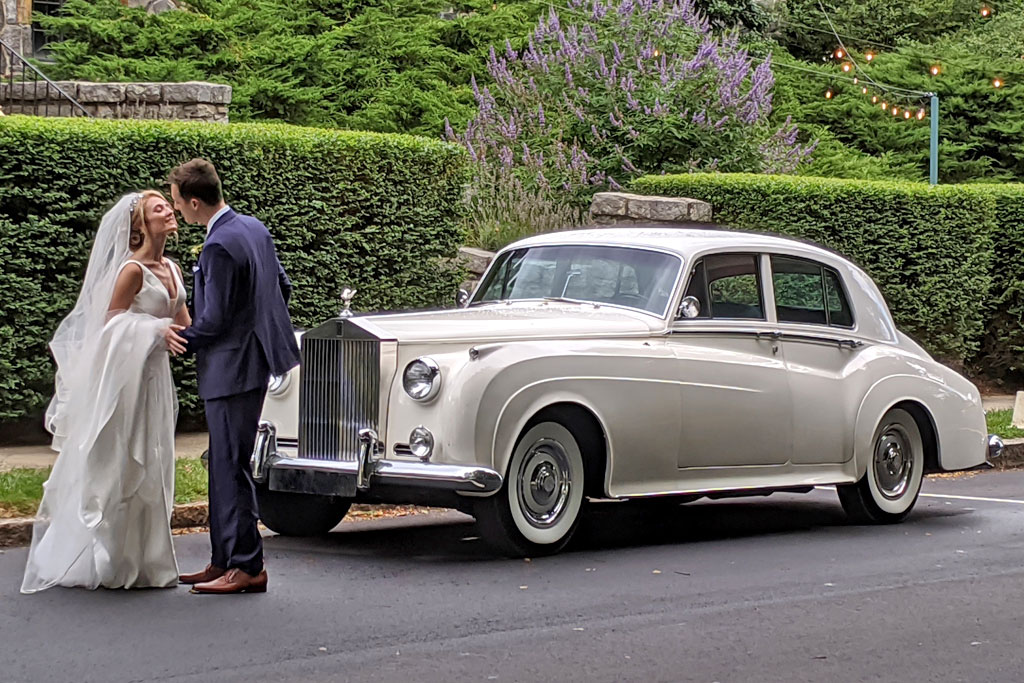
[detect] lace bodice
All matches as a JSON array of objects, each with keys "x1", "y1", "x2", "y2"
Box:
[{"x1": 123, "y1": 259, "x2": 185, "y2": 319}]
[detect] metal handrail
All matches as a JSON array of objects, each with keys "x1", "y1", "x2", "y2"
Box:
[{"x1": 0, "y1": 37, "x2": 90, "y2": 117}]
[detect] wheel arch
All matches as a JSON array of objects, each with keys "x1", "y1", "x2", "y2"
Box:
[{"x1": 494, "y1": 397, "x2": 610, "y2": 498}]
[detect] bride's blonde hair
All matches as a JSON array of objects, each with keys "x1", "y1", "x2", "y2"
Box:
[{"x1": 129, "y1": 189, "x2": 169, "y2": 251}]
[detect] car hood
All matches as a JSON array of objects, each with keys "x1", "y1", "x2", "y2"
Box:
[{"x1": 353, "y1": 302, "x2": 663, "y2": 343}]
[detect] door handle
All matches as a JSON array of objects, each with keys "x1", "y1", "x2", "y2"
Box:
[
  {"x1": 755, "y1": 330, "x2": 783, "y2": 340},
  {"x1": 837, "y1": 339, "x2": 863, "y2": 349}
]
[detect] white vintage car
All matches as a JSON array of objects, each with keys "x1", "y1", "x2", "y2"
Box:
[{"x1": 252, "y1": 225, "x2": 1003, "y2": 556}]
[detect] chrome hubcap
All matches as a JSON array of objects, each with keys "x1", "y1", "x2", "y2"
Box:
[
  {"x1": 517, "y1": 437, "x2": 572, "y2": 528},
  {"x1": 874, "y1": 424, "x2": 913, "y2": 499}
]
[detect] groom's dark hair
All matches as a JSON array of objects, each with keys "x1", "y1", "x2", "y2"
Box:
[{"x1": 169, "y1": 158, "x2": 224, "y2": 206}]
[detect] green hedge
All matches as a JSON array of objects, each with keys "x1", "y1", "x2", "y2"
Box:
[
  {"x1": 0, "y1": 116, "x2": 469, "y2": 426},
  {"x1": 630, "y1": 173, "x2": 1001, "y2": 369}
]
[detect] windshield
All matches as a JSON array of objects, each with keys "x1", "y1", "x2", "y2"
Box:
[{"x1": 472, "y1": 244, "x2": 682, "y2": 316}]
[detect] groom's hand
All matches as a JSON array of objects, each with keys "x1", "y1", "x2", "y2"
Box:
[{"x1": 165, "y1": 325, "x2": 187, "y2": 355}]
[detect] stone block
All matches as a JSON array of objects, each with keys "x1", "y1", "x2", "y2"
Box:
[
  {"x1": 590, "y1": 192, "x2": 629, "y2": 217},
  {"x1": 125, "y1": 82, "x2": 163, "y2": 103},
  {"x1": 162, "y1": 81, "x2": 225, "y2": 104},
  {"x1": 457, "y1": 246, "x2": 494, "y2": 277},
  {"x1": 3, "y1": 0, "x2": 15, "y2": 25},
  {"x1": 77, "y1": 82, "x2": 127, "y2": 103},
  {"x1": 90, "y1": 103, "x2": 120, "y2": 119},
  {"x1": 180, "y1": 102, "x2": 219, "y2": 119}
]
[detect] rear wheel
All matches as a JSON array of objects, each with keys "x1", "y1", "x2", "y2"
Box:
[
  {"x1": 474, "y1": 421, "x2": 586, "y2": 557},
  {"x1": 838, "y1": 408, "x2": 924, "y2": 524},
  {"x1": 256, "y1": 485, "x2": 351, "y2": 537}
]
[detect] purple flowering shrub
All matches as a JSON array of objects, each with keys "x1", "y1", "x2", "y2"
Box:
[{"x1": 448, "y1": 0, "x2": 816, "y2": 210}]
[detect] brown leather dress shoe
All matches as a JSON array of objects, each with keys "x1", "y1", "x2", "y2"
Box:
[
  {"x1": 190, "y1": 568, "x2": 268, "y2": 594},
  {"x1": 178, "y1": 564, "x2": 225, "y2": 585}
]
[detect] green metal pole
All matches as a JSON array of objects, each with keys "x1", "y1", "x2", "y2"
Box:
[{"x1": 929, "y1": 94, "x2": 939, "y2": 185}]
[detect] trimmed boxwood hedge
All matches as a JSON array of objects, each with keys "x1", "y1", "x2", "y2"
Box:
[
  {"x1": 0, "y1": 116, "x2": 469, "y2": 426},
  {"x1": 630, "y1": 173, "x2": 1011, "y2": 373}
]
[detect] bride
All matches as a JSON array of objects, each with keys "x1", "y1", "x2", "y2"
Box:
[{"x1": 21, "y1": 191, "x2": 191, "y2": 593}]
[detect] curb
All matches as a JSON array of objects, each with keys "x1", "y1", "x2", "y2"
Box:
[{"x1": 0, "y1": 501, "x2": 208, "y2": 549}]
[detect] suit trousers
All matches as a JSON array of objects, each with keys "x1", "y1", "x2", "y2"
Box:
[{"x1": 205, "y1": 386, "x2": 266, "y2": 576}]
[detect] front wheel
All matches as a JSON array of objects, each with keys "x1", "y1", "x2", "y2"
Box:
[
  {"x1": 256, "y1": 485, "x2": 351, "y2": 537},
  {"x1": 474, "y1": 421, "x2": 586, "y2": 557},
  {"x1": 838, "y1": 408, "x2": 924, "y2": 524}
]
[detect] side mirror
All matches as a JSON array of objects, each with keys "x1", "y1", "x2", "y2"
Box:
[
  {"x1": 678, "y1": 295, "x2": 701, "y2": 319},
  {"x1": 456, "y1": 288, "x2": 471, "y2": 308}
]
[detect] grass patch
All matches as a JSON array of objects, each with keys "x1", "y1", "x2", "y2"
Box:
[
  {"x1": 986, "y1": 409, "x2": 1024, "y2": 440},
  {"x1": 0, "y1": 458, "x2": 208, "y2": 519}
]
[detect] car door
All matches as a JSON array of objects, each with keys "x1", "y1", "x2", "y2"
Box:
[
  {"x1": 770, "y1": 255, "x2": 867, "y2": 465},
  {"x1": 667, "y1": 252, "x2": 793, "y2": 469}
]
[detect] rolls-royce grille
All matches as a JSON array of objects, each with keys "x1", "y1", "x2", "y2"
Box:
[{"x1": 298, "y1": 333, "x2": 380, "y2": 462}]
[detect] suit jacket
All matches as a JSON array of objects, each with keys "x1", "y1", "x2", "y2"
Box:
[{"x1": 184, "y1": 209, "x2": 300, "y2": 400}]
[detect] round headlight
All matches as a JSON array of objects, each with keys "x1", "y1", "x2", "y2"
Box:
[
  {"x1": 403, "y1": 357, "x2": 441, "y2": 401},
  {"x1": 268, "y1": 373, "x2": 290, "y2": 396},
  {"x1": 410, "y1": 426, "x2": 434, "y2": 461}
]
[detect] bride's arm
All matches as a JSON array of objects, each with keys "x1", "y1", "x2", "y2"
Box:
[
  {"x1": 170, "y1": 261, "x2": 192, "y2": 328},
  {"x1": 107, "y1": 263, "x2": 144, "y2": 320}
]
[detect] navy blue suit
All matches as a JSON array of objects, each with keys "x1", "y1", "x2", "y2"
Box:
[{"x1": 184, "y1": 208, "x2": 300, "y2": 575}]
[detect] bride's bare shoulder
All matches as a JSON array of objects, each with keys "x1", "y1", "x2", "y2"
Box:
[{"x1": 108, "y1": 261, "x2": 145, "y2": 311}]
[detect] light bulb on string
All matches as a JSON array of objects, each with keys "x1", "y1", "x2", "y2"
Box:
[
  {"x1": 871, "y1": 95, "x2": 879, "y2": 103},
  {"x1": 862, "y1": 86, "x2": 868, "y2": 94},
  {"x1": 834, "y1": 48, "x2": 845, "y2": 59},
  {"x1": 841, "y1": 62, "x2": 853, "y2": 73},
  {"x1": 980, "y1": 5, "x2": 992, "y2": 17},
  {"x1": 904, "y1": 110, "x2": 911, "y2": 119},
  {"x1": 853, "y1": 76, "x2": 859, "y2": 84},
  {"x1": 865, "y1": 51, "x2": 876, "y2": 62},
  {"x1": 917, "y1": 108, "x2": 926, "y2": 120},
  {"x1": 892, "y1": 106, "x2": 900, "y2": 116},
  {"x1": 653, "y1": 49, "x2": 660, "y2": 58},
  {"x1": 824, "y1": 87, "x2": 834, "y2": 99},
  {"x1": 993, "y1": 78, "x2": 1003, "y2": 88},
  {"x1": 930, "y1": 64, "x2": 941, "y2": 76},
  {"x1": 881, "y1": 101, "x2": 888, "y2": 110}
]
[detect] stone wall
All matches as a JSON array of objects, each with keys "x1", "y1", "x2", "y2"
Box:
[
  {"x1": 1, "y1": 80, "x2": 232, "y2": 122},
  {"x1": 1, "y1": 0, "x2": 33, "y2": 73},
  {"x1": 589, "y1": 191, "x2": 712, "y2": 225}
]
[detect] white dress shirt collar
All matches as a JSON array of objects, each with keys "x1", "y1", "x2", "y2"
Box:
[{"x1": 206, "y1": 205, "x2": 231, "y2": 236}]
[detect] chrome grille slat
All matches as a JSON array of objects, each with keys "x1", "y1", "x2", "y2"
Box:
[{"x1": 298, "y1": 322, "x2": 380, "y2": 462}]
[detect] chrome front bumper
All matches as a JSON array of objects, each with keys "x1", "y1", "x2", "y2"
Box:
[{"x1": 251, "y1": 421, "x2": 502, "y2": 498}]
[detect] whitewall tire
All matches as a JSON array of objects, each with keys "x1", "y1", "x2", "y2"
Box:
[
  {"x1": 838, "y1": 408, "x2": 924, "y2": 524},
  {"x1": 475, "y1": 421, "x2": 586, "y2": 556}
]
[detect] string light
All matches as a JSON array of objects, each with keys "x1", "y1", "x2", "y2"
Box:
[
  {"x1": 862, "y1": 86, "x2": 868, "y2": 94},
  {"x1": 881, "y1": 101, "x2": 888, "y2": 110},
  {"x1": 653, "y1": 49, "x2": 660, "y2": 57},
  {"x1": 834, "y1": 48, "x2": 845, "y2": 59},
  {"x1": 841, "y1": 62, "x2": 853, "y2": 72},
  {"x1": 892, "y1": 106, "x2": 900, "y2": 116},
  {"x1": 825, "y1": 87, "x2": 834, "y2": 99},
  {"x1": 871, "y1": 95, "x2": 879, "y2": 103},
  {"x1": 853, "y1": 76, "x2": 858, "y2": 84},
  {"x1": 993, "y1": 77, "x2": 1003, "y2": 88},
  {"x1": 904, "y1": 110, "x2": 911, "y2": 119},
  {"x1": 980, "y1": 5, "x2": 992, "y2": 17},
  {"x1": 930, "y1": 64, "x2": 941, "y2": 76},
  {"x1": 864, "y1": 51, "x2": 876, "y2": 62},
  {"x1": 917, "y1": 108, "x2": 926, "y2": 120}
]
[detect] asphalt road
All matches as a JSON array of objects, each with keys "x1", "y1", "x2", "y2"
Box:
[{"x1": 2, "y1": 470, "x2": 1024, "y2": 683}]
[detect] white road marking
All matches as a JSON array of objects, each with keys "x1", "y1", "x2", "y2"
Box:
[
  {"x1": 814, "y1": 486, "x2": 1024, "y2": 506},
  {"x1": 919, "y1": 493, "x2": 1024, "y2": 505}
]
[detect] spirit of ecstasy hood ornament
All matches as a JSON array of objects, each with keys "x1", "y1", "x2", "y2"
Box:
[{"x1": 339, "y1": 288, "x2": 357, "y2": 318}]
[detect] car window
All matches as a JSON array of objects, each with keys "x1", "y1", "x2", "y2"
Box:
[
  {"x1": 772, "y1": 256, "x2": 854, "y2": 328},
  {"x1": 682, "y1": 253, "x2": 764, "y2": 320},
  {"x1": 474, "y1": 245, "x2": 681, "y2": 316}
]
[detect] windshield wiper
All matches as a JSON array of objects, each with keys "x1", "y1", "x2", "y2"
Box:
[{"x1": 542, "y1": 297, "x2": 587, "y2": 305}]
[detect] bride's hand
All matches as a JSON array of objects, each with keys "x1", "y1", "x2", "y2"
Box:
[{"x1": 165, "y1": 325, "x2": 187, "y2": 355}]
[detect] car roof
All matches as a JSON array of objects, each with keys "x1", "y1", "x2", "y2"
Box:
[{"x1": 509, "y1": 223, "x2": 848, "y2": 263}]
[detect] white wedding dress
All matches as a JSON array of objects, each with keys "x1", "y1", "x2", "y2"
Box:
[{"x1": 21, "y1": 256, "x2": 184, "y2": 593}]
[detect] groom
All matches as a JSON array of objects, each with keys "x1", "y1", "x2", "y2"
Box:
[{"x1": 167, "y1": 159, "x2": 300, "y2": 595}]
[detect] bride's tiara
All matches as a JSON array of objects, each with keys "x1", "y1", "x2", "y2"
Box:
[{"x1": 128, "y1": 192, "x2": 143, "y2": 216}]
